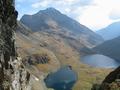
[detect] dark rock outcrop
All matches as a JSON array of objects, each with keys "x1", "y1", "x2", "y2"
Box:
[
  {"x1": 103, "y1": 66, "x2": 120, "y2": 83},
  {"x1": 92, "y1": 67, "x2": 120, "y2": 90},
  {"x1": 25, "y1": 54, "x2": 50, "y2": 65}
]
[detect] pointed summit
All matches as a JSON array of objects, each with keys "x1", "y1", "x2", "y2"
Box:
[
  {"x1": 46, "y1": 7, "x2": 59, "y2": 11},
  {"x1": 20, "y1": 8, "x2": 104, "y2": 46},
  {"x1": 37, "y1": 7, "x2": 61, "y2": 15}
]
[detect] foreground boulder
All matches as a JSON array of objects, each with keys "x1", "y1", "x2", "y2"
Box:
[{"x1": 91, "y1": 66, "x2": 120, "y2": 90}]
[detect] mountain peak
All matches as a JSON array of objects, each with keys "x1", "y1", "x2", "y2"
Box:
[
  {"x1": 46, "y1": 7, "x2": 58, "y2": 11},
  {"x1": 37, "y1": 7, "x2": 61, "y2": 15},
  {"x1": 20, "y1": 8, "x2": 104, "y2": 46}
]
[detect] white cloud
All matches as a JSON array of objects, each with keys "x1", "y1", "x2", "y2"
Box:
[
  {"x1": 109, "y1": 2, "x2": 120, "y2": 20},
  {"x1": 76, "y1": 0, "x2": 120, "y2": 30},
  {"x1": 32, "y1": 0, "x2": 51, "y2": 8},
  {"x1": 110, "y1": 12, "x2": 120, "y2": 20},
  {"x1": 64, "y1": 8, "x2": 71, "y2": 13},
  {"x1": 78, "y1": 6, "x2": 112, "y2": 30},
  {"x1": 31, "y1": 0, "x2": 92, "y2": 9}
]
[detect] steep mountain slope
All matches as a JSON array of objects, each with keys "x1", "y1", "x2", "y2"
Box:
[
  {"x1": 93, "y1": 36, "x2": 120, "y2": 62},
  {"x1": 96, "y1": 21, "x2": 120, "y2": 40},
  {"x1": 16, "y1": 22, "x2": 61, "y2": 72},
  {"x1": 20, "y1": 7, "x2": 103, "y2": 47}
]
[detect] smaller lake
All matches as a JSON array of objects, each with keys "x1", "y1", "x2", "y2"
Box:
[
  {"x1": 44, "y1": 66, "x2": 77, "y2": 90},
  {"x1": 81, "y1": 54, "x2": 120, "y2": 68}
]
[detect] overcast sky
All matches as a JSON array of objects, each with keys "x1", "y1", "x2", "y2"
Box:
[{"x1": 16, "y1": 0, "x2": 120, "y2": 31}]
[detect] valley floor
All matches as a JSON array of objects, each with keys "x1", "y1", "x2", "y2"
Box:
[{"x1": 73, "y1": 63, "x2": 112, "y2": 90}]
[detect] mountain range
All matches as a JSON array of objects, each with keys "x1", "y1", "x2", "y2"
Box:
[
  {"x1": 20, "y1": 7, "x2": 103, "y2": 48},
  {"x1": 96, "y1": 21, "x2": 120, "y2": 40}
]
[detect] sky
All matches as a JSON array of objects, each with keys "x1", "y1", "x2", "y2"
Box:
[{"x1": 16, "y1": 0, "x2": 120, "y2": 31}]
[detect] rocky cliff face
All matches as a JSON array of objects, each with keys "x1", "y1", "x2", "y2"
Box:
[{"x1": 0, "y1": 0, "x2": 31, "y2": 90}]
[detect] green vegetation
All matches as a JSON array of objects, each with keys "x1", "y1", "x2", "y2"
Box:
[{"x1": 73, "y1": 64, "x2": 112, "y2": 90}]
